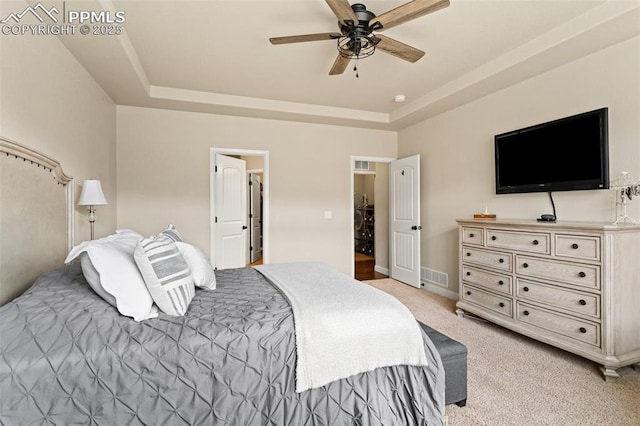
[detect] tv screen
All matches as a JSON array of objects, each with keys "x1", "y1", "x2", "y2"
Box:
[{"x1": 495, "y1": 108, "x2": 609, "y2": 194}]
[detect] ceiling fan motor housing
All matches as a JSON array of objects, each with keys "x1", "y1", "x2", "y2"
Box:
[{"x1": 338, "y1": 3, "x2": 380, "y2": 58}]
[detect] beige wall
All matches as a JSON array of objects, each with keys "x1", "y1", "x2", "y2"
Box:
[
  {"x1": 0, "y1": 0, "x2": 117, "y2": 243},
  {"x1": 116, "y1": 106, "x2": 396, "y2": 274},
  {"x1": 398, "y1": 36, "x2": 640, "y2": 296}
]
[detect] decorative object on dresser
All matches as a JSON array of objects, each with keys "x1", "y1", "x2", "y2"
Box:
[
  {"x1": 455, "y1": 218, "x2": 640, "y2": 380},
  {"x1": 473, "y1": 205, "x2": 496, "y2": 219},
  {"x1": 611, "y1": 171, "x2": 639, "y2": 224},
  {"x1": 77, "y1": 179, "x2": 108, "y2": 239}
]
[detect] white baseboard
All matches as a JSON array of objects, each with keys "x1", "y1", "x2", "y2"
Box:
[
  {"x1": 421, "y1": 281, "x2": 459, "y2": 300},
  {"x1": 377, "y1": 265, "x2": 459, "y2": 300},
  {"x1": 374, "y1": 265, "x2": 389, "y2": 275}
]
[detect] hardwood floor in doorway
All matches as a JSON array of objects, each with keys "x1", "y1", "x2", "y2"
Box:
[{"x1": 355, "y1": 252, "x2": 387, "y2": 280}]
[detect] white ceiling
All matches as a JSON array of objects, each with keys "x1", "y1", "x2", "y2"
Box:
[{"x1": 54, "y1": 0, "x2": 640, "y2": 129}]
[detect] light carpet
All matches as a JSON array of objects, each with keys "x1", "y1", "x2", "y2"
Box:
[{"x1": 364, "y1": 278, "x2": 640, "y2": 426}]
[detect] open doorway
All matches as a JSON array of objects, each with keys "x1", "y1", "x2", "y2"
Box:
[
  {"x1": 210, "y1": 148, "x2": 269, "y2": 269},
  {"x1": 351, "y1": 155, "x2": 422, "y2": 287},
  {"x1": 351, "y1": 156, "x2": 394, "y2": 280},
  {"x1": 246, "y1": 157, "x2": 264, "y2": 266}
]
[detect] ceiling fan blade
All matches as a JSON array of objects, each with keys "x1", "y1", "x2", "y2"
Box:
[
  {"x1": 329, "y1": 54, "x2": 351, "y2": 75},
  {"x1": 371, "y1": 0, "x2": 450, "y2": 31},
  {"x1": 375, "y1": 34, "x2": 425, "y2": 63},
  {"x1": 325, "y1": 0, "x2": 359, "y2": 25},
  {"x1": 270, "y1": 33, "x2": 340, "y2": 45}
]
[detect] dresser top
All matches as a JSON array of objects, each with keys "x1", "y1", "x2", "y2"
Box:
[{"x1": 456, "y1": 218, "x2": 640, "y2": 232}]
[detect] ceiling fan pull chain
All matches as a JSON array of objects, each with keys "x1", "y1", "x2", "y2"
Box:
[{"x1": 354, "y1": 57, "x2": 359, "y2": 78}]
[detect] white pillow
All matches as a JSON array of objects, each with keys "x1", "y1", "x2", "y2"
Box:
[
  {"x1": 134, "y1": 236, "x2": 195, "y2": 316},
  {"x1": 79, "y1": 253, "x2": 116, "y2": 306},
  {"x1": 176, "y1": 242, "x2": 216, "y2": 290},
  {"x1": 65, "y1": 230, "x2": 158, "y2": 321}
]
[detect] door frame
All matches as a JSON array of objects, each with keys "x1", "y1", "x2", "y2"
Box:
[
  {"x1": 210, "y1": 148, "x2": 269, "y2": 267},
  {"x1": 350, "y1": 155, "x2": 395, "y2": 278}
]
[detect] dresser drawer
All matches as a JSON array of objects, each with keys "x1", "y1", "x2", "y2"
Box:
[
  {"x1": 516, "y1": 303, "x2": 600, "y2": 347},
  {"x1": 515, "y1": 255, "x2": 600, "y2": 289},
  {"x1": 555, "y1": 234, "x2": 601, "y2": 261},
  {"x1": 462, "y1": 227, "x2": 484, "y2": 245},
  {"x1": 462, "y1": 265, "x2": 512, "y2": 295},
  {"x1": 462, "y1": 285, "x2": 512, "y2": 317},
  {"x1": 516, "y1": 279, "x2": 600, "y2": 318},
  {"x1": 462, "y1": 247, "x2": 512, "y2": 272},
  {"x1": 486, "y1": 229, "x2": 550, "y2": 254}
]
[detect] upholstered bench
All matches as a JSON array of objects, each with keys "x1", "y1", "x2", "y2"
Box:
[{"x1": 418, "y1": 321, "x2": 468, "y2": 407}]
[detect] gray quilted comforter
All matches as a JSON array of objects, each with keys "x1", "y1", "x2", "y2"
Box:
[{"x1": 0, "y1": 264, "x2": 444, "y2": 425}]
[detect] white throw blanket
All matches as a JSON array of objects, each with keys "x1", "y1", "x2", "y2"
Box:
[{"x1": 255, "y1": 262, "x2": 428, "y2": 393}]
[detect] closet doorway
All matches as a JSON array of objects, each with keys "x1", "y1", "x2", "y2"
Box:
[
  {"x1": 351, "y1": 156, "x2": 392, "y2": 280},
  {"x1": 351, "y1": 155, "x2": 422, "y2": 287}
]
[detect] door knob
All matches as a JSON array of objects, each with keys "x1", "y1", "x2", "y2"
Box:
[
  {"x1": 242, "y1": 225, "x2": 248, "y2": 230},
  {"x1": 411, "y1": 225, "x2": 422, "y2": 230}
]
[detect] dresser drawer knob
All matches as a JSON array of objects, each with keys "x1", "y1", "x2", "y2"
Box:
[
  {"x1": 523, "y1": 310, "x2": 530, "y2": 316},
  {"x1": 466, "y1": 291, "x2": 471, "y2": 296},
  {"x1": 499, "y1": 302, "x2": 505, "y2": 308},
  {"x1": 523, "y1": 286, "x2": 529, "y2": 292},
  {"x1": 491, "y1": 236, "x2": 497, "y2": 241},
  {"x1": 522, "y1": 263, "x2": 529, "y2": 268},
  {"x1": 578, "y1": 271, "x2": 586, "y2": 278},
  {"x1": 572, "y1": 243, "x2": 579, "y2": 249},
  {"x1": 469, "y1": 233, "x2": 475, "y2": 238},
  {"x1": 466, "y1": 252, "x2": 471, "y2": 257},
  {"x1": 579, "y1": 299, "x2": 587, "y2": 306},
  {"x1": 532, "y1": 239, "x2": 539, "y2": 245},
  {"x1": 579, "y1": 327, "x2": 587, "y2": 334},
  {"x1": 466, "y1": 271, "x2": 471, "y2": 276},
  {"x1": 498, "y1": 280, "x2": 504, "y2": 285},
  {"x1": 499, "y1": 258, "x2": 505, "y2": 264}
]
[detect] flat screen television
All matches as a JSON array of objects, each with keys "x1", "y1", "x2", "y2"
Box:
[{"x1": 495, "y1": 108, "x2": 609, "y2": 194}]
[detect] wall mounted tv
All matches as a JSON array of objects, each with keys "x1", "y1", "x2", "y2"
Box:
[{"x1": 495, "y1": 108, "x2": 609, "y2": 194}]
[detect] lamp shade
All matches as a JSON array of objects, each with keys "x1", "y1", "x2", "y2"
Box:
[{"x1": 78, "y1": 180, "x2": 108, "y2": 206}]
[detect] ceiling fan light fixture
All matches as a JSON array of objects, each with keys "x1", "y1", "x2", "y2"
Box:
[{"x1": 337, "y1": 35, "x2": 377, "y2": 59}]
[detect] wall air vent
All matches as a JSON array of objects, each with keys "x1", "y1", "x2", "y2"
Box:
[
  {"x1": 421, "y1": 267, "x2": 448, "y2": 288},
  {"x1": 354, "y1": 161, "x2": 375, "y2": 174}
]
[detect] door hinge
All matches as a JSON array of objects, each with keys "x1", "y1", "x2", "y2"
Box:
[
  {"x1": 249, "y1": 213, "x2": 253, "y2": 219},
  {"x1": 215, "y1": 165, "x2": 218, "y2": 173},
  {"x1": 249, "y1": 180, "x2": 253, "y2": 186},
  {"x1": 215, "y1": 216, "x2": 218, "y2": 223},
  {"x1": 250, "y1": 246, "x2": 253, "y2": 251}
]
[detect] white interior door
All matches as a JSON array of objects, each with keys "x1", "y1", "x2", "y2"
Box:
[
  {"x1": 390, "y1": 155, "x2": 421, "y2": 287},
  {"x1": 248, "y1": 173, "x2": 262, "y2": 263},
  {"x1": 214, "y1": 154, "x2": 247, "y2": 269}
]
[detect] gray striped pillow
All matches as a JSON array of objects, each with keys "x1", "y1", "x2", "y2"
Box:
[
  {"x1": 159, "y1": 224, "x2": 184, "y2": 242},
  {"x1": 134, "y1": 236, "x2": 195, "y2": 316}
]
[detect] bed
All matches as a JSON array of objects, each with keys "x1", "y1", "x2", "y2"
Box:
[{"x1": 0, "y1": 138, "x2": 445, "y2": 425}]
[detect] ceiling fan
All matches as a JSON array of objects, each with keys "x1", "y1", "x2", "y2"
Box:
[{"x1": 269, "y1": 0, "x2": 450, "y2": 76}]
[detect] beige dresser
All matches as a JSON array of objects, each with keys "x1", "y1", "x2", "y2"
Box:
[{"x1": 455, "y1": 218, "x2": 640, "y2": 379}]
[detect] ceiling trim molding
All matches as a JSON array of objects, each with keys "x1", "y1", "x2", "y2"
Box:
[
  {"x1": 390, "y1": 0, "x2": 640, "y2": 126},
  {"x1": 149, "y1": 85, "x2": 390, "y2": 124},
  {"x1": 61, "y1": 0, "x2": 640, "y2": 130}
]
